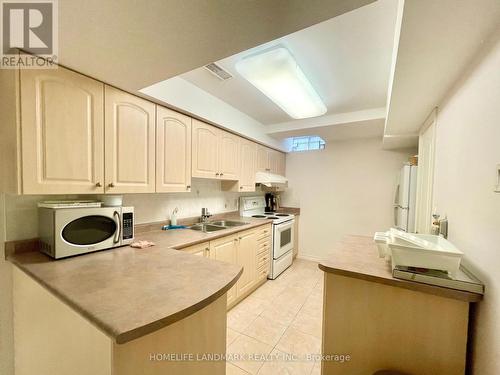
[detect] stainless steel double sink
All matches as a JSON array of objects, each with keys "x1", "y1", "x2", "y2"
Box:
[{"x1": 189, "y1": 220, "x2": 248, "y2": 232}]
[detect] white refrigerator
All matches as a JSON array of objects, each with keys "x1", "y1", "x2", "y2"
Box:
[{"x1": 393, "y1": 165, "x2": 418, "y2": 232}]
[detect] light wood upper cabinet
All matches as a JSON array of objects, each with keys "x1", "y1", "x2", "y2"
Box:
[
  {"x1": 236, "y1": 230, "x2": 257, "y2": 297},
  {"x1": 192, "y1": 119, "x2": 219, "y2": 179},
  {"x1": 210, "y1": 235, "x2": 238, "y2": 306},
  {"x1": 239, "y1": 139, "x2": 257, "y2": 191},
  {"x1": 269, "y1": 149, "x2": 286, "y2": 175},
  {"x1": 257, "y1": 145, "x2": 271, "y2": 172},
  {"x1": 277, "y1": 152, "x2": 286, "y2": 176},
  {"x1": 156, "y1": 106, "x2": 192, "y2": 192},
  {"x1": 257, "y1": 146, "x2": 286, "y2": 175},
  {"x1": 20, "y1": 66, "x2": 105, "y2": 194},
  {"x1": 104, "y1": 86, "x2": 155, "y2": 193},
  {"x1": 218, "y1": 131, "x2": 240, "y2": 180},
  {"x1": 192, "y1": 119, "x2": 240, "y2": 181}
]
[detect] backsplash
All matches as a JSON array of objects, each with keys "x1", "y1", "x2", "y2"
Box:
[{"x1": 5, "y1": 178, "x2": 262, "y2": 241}]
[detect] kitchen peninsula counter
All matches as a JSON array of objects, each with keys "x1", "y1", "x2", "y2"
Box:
[{"x1": 318, "y1": 235, "x2": 481, "y2": 375}]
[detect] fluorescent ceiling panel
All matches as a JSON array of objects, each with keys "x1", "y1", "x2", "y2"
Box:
[{"x1": 235, "y1": 47, "x2": 327, "y2": 119}]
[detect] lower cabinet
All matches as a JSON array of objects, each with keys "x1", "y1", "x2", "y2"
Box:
[
  {"x1": 235, "y1": 229, "x2": 257, "y2": 297},
  {"x1": 182, "y1": 242, "x2": 210, "y2": 257},
  {"x1": 209, "y1": 236, "x2": 239, "y2": 306},
  {"x1": 182, "y1": 224, "x2": 272, "y2": 309}
]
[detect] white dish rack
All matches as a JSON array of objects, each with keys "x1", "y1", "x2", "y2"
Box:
[{"x1": 374, "y1": 229, "x2": 464, "y2": 278}]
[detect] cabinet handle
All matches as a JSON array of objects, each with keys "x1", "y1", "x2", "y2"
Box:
[
  {"x1": 108, "y1": 183, "x2": 115, "y2": 188},
  {"x1": 234, "y1": 238, "x2": 238, "y2": 242},
  {"x1": 186, "y1": 185, "x2": 191, "y2": 189},
  {"x1": 215, "y1": 173, "x2": 220, "y2": 176},
  {"x1": 240, "y1": 186, "x2": 243, "y2": 189},
  {"x1": 220, "y1": 173, "x2": 224, "y2": 176},
  {"x1": 95, "y1": 182, "x2": 102, "y2": 187}
]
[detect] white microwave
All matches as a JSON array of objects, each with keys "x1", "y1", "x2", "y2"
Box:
[{"x1": 39, "y1": 206, "x2": 134, "y2": 259}]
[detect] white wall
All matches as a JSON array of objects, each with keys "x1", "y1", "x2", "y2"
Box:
[
  {"x1": 281, "y1": 137, "x2": 413, "y2": 261},
  {"x1": 0, "y1": 193, "x2": 14, "y2": 375},
  {"x1": 432, "y1": 28, "x2": 500, "y2": 375}
]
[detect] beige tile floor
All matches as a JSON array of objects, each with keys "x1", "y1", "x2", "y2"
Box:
[{"x1": 227, "y1": 259, "x2": 323, "y2": 375}]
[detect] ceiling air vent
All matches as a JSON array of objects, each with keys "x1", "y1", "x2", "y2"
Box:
[{"x1": 204, "y1": 63, "x2": 233, "y2": 81}]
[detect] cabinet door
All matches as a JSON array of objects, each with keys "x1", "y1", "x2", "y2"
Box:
[
  {"x1": 269, "y1": 150, "x2": 280, "y2": 174},
  {"x1": 236, "y1": 230, "x2": 257, "y2": 297},
  {"x1": 192, "y1": 119, "x2": 219, "y2": 178},
  {"x1": 239, "y1": 139, "x2": 257, "y2": 192},
  {"x1": 156, "y1": 106, "x2": 192, "y2": 192},
  {"x1": 183, "y1": 242, "x2": 210, "y2": 257},
  {"x1": 104, "y1": 86, "x2": 155, "y2": 193},
  {"x1": 257, "y1": 145, "x2": 271, "y2": 172},
  {"x1": 210, "y1": 235, "x2": 238, "y2": 306},
  {"x1": 20, "y1": 67, "x2": 104, "y2": 194},
  {"x1": 277, "y1": 152, "x2": 286, "y2": 176},
  {"x1": 218, "y1": 131, "x2": 240, "y2": 180}
]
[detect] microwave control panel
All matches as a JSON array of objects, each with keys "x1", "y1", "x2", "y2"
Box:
[{"x1": 122, "y1": 212, "x2": 134, "y2": 240}]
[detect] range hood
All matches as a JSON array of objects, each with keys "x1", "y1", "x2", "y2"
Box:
[{"x1": 255, "y1": 171, "x2": 288, "y2": 188}]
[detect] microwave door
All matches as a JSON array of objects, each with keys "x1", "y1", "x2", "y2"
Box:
[{"x1": 55, "y1": 207, "x2": 120, "y2": 258}]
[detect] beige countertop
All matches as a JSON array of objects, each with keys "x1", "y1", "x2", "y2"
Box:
[
  {"x1": 8, "y1": 216, "x2": 272, "y2": 344},
  {"x1": 319, "y1": 235, "x2": 482, "y2": 303},
  {"x1": 275, "y1": 207, "x2": 300, "y2": 215}
]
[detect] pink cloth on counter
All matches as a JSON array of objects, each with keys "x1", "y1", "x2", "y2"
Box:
[{"x1": 130, "y1": 240, "x2": 155, "y2": 249}]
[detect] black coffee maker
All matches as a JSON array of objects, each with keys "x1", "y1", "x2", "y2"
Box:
[{"x1": 265, "y1": 193, "x2": 277, "y2": 212}]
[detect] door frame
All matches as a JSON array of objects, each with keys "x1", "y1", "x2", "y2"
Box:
[{"x1": 415, "y1": 108, "x2": 437, "y2": 234}]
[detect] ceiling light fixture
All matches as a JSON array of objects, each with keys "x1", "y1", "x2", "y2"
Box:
[{"x1": 235, "y1": 47, "x2": 327, "y2": 119}]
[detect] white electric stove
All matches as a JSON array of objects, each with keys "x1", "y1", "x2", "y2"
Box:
[{"x1": 240, "y1": 196, "x2": 295, "y2": 279}]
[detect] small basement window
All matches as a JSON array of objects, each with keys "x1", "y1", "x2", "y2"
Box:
[{"x1": 290, "y1": 136, "x2": 326, "y2": 152}]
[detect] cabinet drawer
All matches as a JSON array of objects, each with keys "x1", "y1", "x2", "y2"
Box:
[
  {"x1": 257, "y1": 226, "x2": 271, "y2": 240},
  {"x1": 257, "y1": 253, "x2": 270, "y2": 268},
  {"x1": 257, "y1": 243, "x2": 270, "y2": 255},
  {"x1": 257, "y1": 265, "x2": 269, "y2": 280}
]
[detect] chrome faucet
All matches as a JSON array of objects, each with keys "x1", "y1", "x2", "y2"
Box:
[{"x1": 201, "y1": 208, "x2": 212, "y2": 223}]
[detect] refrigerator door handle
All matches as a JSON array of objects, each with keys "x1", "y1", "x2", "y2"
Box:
[{"x1": 394, "y1": 206, "x2": 398, "y2": 226}]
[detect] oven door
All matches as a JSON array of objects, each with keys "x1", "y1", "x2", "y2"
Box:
[
  {"x1": 54, "y1": 207, "x2": 121, "y2": 258},
  {"x1": 273, "y1": 219, "x2": 294, "y2": 259}
]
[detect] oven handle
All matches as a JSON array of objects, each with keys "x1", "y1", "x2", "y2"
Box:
[{"x1": 113, "y1": 211, "x2": 121, "y2": 244}]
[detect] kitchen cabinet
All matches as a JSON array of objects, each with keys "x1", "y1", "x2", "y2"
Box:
[
  {"x1": 156, "y1": 106, "x2": 192, "y2": 192},
  {"x1": 104, "y1": 86, "x2": 156, "y2": 193},
  {"x1": 3, "y1": 61, "x2": 282, "y2": 195},
  {"x1": 235, "y1": 229, "x2": 257, "y2": 297},
  {"x1": 179, "y1": 223, "x2": 272, "y2": 309},
  {"x1": 277, "y1": 152, "x2": 286, "y2": 176},
  {"x1": 257, "y1": 145, "x2": 286, "y2": 176},
  {"x1": 20, "y1": 66, "x2": 105, "y2": 194},
  {"x1": 222, "y1": 138, "x2": 256, "y2": 192},
  {"x1": 182, "y1": 242, "x2": 210, "y2": 257},
  {"x1": 192, "y1": 119, "x2": 240, "y2": 181},
  {"x1": 210, "y1": 235, "x2": 238, "y2": 306},
  {"x1": 218, "y1": 131, "x2": 240, "y2": 180},
  {"x1": 257, "y1": 145, "x2": 271, "y2": 172},
  {"x1": 238, "y1": 139, "x2": 257, "y2": 191},
  {"x1": 191, "y1": 119, "x2": 220, "y2": 179}
]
